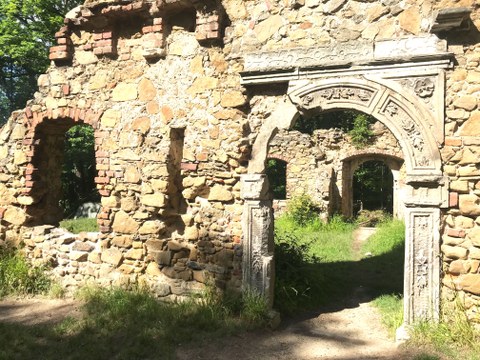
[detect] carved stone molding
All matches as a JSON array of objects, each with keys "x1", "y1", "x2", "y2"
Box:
[
  {"x1": 241, "y1": 175, "x2": 274, "y2": 305},
  {"x1": 404, "y1": 208, "x2": 441, "y2": 323}
]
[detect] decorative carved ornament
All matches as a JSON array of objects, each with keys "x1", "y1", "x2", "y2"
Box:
[
  {"x1": 381, "y1": 100, "x2": 431, "y2": 168},
  {"x1": 294, "y1": 85, "x2": 376, "y2": 112}
]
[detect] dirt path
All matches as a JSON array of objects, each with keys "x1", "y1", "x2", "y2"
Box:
[
  {"x1": 0, "y1": 228, "x2": 413, "y2": 359},
  {"x1": 0, "y1": 297, "x2": 81, "y2": 326},
  {"x1": 177, "y1": 227, "x2": 411, "y2": 360}
]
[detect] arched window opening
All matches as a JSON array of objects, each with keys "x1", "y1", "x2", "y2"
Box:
[
  {"x1": 266, "y1": 158, "x2": 287, "y2": 200},
  {"x1": 352, "y1": 160, "x2": 393, "y2": 216},
  {"x1": 29, "y1": 121, "x2": 98, "y2": 225}
]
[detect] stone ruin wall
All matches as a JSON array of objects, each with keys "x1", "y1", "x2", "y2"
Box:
[
  {"x1": 0, "y1": 0, "x2": 476, "y2": 320},
  {"x1": 441, "y1": 9, "x2": 480, "y2": 322},
  {"x1": 267, "y1": 123, "x2": 404, "y2": 217}
]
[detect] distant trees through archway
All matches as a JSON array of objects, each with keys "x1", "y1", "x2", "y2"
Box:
[{"x1": 352, "y1": 160, "x2": 393, "y2": 216}]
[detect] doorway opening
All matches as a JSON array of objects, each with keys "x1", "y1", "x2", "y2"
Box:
[{"x1": 352, "y1": 160, "x2": 394, "y2": 216}]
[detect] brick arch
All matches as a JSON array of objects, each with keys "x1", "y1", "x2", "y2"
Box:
[{"x1": 21, "y1": 108, "x2": 104, "y2": 226}]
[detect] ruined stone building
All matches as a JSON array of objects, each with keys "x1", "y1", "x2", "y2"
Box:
[{"x1": 0, "y1": 0, "x2": 479, "y2": 333}]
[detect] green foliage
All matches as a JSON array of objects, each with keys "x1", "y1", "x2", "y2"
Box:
[
  {"x1": 361, "y1": 219, "x2": 405, "y2": 257},
  {"x1": 0, "y1": 0, "x2": 82, "y2": 123},
  {"x1": 274, "y1": 231, "x2": 321, "y2": 314},
  {"x1": 61, "y1": 125, "x2": 99, "y2": 217},
  {"x1": 353, "y1": 161, "x2": 394, "y2": 215},
  {"x1": 266, "y1": 158, "x2": 286, "y2": 199},
  {"x1": 408, "y1": 298, "x2": 480, "y2": 360},
  {"x1": 348, "y1": 113, "x2": 374, "y2": 148},
  {"x1": 372, "y1": 294, "x2": 403, "y2": 338},
  {"x1": 0, "y1": 249, "x2": 51, "y2": 297},
  {"x1": 293, "y1": 110, "x2": 376, "y2": 135},
  {"x1": 286, "y1": 194, "x2": 320, "y2": 226},
  {"x1": 0, "y1": 286, "x2": 268, "y2": 359},
  {"x1": 59, "y1": 218, "x2": 99, "y2": 233},
  {"x1": 356, "y1": 209, "x2": 392, "y2": 227},
  {"x1": 274, "y1": 215, "x2": 356, "y2": 313}
]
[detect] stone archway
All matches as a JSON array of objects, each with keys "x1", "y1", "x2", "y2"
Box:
[
  {"x1": 241, "y1": 75, "x2": 449, "y2": 329},
  {"x1": 341, "y1": 152, "x2": 404, "y2": 219}
]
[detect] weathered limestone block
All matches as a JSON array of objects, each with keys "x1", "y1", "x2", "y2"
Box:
[
  {"x1": 460, "y1": 111, "x2": 480, "y2": 136},
  {"x1": 70, "y1": 252, "x2": 88, "y2": 262},
  {"x1": 468, "y1": 228, "x2": 480, "y2": 247},
  {"x1": 131, "y1": 117, "x2": 151, "y2": 134},
  {"x1": 453, "y1": 96, "x2": 478, "y2": 111},
  {"x1": 208, "y1": 185, "x2": 233, "y2": 201},
  {"x1": 101, "y1": 109, "x2": 121, "y2": 127},
  {"x1": 125, "y1": 248, "x2": 143, "y2": 260},
  {"x1": 101, "y1": 248, "x2": 123, "y2": 267},
  {"x1": 450, "y1": 180, "x2": 469, "y2": 193},
  {"x1": 442, "y1": 244, "x2": 468, "y2": 260},
  {"x1": 398, "y1": 7, "x2": 421, "y2": 34},
  {"x1": 448, "y1": 260, "x2": 471, "y2": 275},
  {"x1": 112, "y1": 211, "x2": 140, "y2": 234},
  {"x1": 458, "y1": 166, "x2": 480, "y2": 177},
  {"x1": 138, "y1": 78, "x2": 156, "y2": 101},
  {"x1": 221, "y1": 90, "x2": 246, "y2": 108},
  {"x1": 470, "y1": 247, "x2": 480, "y2": 260},
  {"x1": 141, "y1": 194, "x2": 166, "y2": 208},
  {"x1": 146, "y1": 262, "x2": 162, "y2": 276},
  {"x1": 459, "y1": 195, "x2": 480, "y2": 217},
  {"x1": 254, "y1": 15, "x2": 284, "y2": 42},
  {"x1": 111, "y1": 235, "x2": 133, "y2": 248},
  {"x1": 457, "y1": 274, "x2": 480, "y2": 296},
  {"x1": 455, "y1": 216, "x2": 475, "y2": 229},
  {"x1": 72, "y1": 241, "x2": 94, "y2": 252},
  {"x1": 138, "y1": 220, "x2": 165, "y2": 235},
  {"x1": 443, "y1": 235, "x2": 465, "y2": 246},
  {"x1": 112, "y1": 83, "x2": 138, "y2": 102},
  {"x1": 187, "y1": 76, "x2": 218, "y2": 95},
  {"x1": 3, "y1": 207, "x2": 27, "y2": 226}
]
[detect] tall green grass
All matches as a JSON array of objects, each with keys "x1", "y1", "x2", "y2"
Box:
[
  {"x1": 408, "y1": 298, "x2": 480, "y2": 360},
  {"x1": 59, "y1": 218, "x2": 99, "y2": 233},
  {"x1": 274, "y1": 215, "x2": 356, "y2": 314},
  {"x1": 0, "y1": 249, "x2": 51, "y2": 298}
]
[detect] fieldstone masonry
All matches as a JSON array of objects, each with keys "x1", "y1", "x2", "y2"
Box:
[
  {"x1": 0, "y1": 0, "x2": 479, "y2": 332},
  {"x1": 268, "y1": 124, "x2": 405, "y2": 218}
]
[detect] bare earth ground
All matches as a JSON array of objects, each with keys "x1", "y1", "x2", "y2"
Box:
[{"x1": 0, "y1": 228, "x2": 416, "y2": 359}]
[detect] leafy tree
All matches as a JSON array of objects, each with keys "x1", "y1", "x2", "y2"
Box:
[
  {"x1": 266, "y1": 158, "x2": 287, "y2": 199},
  {"x1": 61, "y1": 125, "x2": 99, "y2": 217},
  {"x1": 353, "y1": 161, "x2": 393, "y2": 214},
  {"x1": 293, "y1": 110, "x2": 375, "y2": 139},
  {"x1": 348, "y1": 113, "x2": 374, "y2": 148},
  {"x1": 0, "y1": 0, "x2": 81, "y2": 124}
]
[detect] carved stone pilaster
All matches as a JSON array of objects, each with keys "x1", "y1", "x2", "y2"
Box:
[
  {"x1": 404, "y1": 207, "x2": 441, "y2": 324},
  {"x1": 241, "y1": 174, "x2": 274, "y2": 306}
]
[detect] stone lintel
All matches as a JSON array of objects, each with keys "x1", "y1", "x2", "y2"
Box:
[
  {"x1": 430, "y1": 7, "x2": 472, "y2": 33},
  {"x1": 241, "y1": 36, "x2": 450, "y2": 82},
  {"x1": 241, "y1": 59, "x2": 452, "y2": 86}
]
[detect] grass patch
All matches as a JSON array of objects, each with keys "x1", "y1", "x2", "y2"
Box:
[
  {"x1": 0, "y1": 249, "x2": 51, "y2": 298},
  {"x1": 59, "y1": 218, "x2": 99, "y2": 233},
  {"x1": 0, "y1": 286, "x2": 269, "y2": 360},
  {"x1": 274, "y1": 215, "x2": 356, "y2": 314},
  {"x1": 407, "y1": 299, "x2": 480, "y2": 360},
  {"x1": 372, "y1": 294, "x2": 403, "y2": 338}
]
